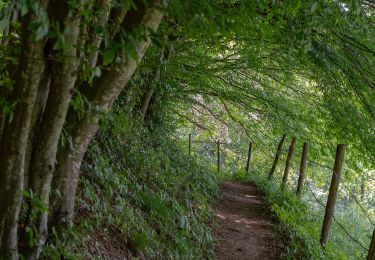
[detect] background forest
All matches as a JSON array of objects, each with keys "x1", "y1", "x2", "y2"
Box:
[{"x1": 0, "y1": 0, "x2": 374, "y2": 259}]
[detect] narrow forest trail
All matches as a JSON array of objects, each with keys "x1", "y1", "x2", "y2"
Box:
[{"x1": 213, "y1": 181, "x2": 287, "y2": 260}]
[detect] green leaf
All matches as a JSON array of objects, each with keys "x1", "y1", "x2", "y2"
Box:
[
  {"x1": 103, "y1": 49, "x2": 116, "y2": 66},
  {"x1": 53, "y1": 36, "x2": 65, "y2": 50}
]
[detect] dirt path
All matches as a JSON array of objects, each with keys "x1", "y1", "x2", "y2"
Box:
[{"x1": 213, "y1": 181, "x2": 287, "y2": 260}]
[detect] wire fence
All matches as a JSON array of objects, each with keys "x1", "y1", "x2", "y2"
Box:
[
  {"x1": 185, "y1": 134, "x2": 375, "y2": 257},
  {"x1": 305, "y1": 178, "x2": 369, "y2": 252},
  {"x1": 306, "y1": 159, "x2": 375, "y2": 226}
]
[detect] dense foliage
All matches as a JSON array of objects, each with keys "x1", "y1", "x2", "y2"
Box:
[
  {"x1": 244, "y1": 169, "x2": 372, "y2": 259},
  {"x1": 0, "y1": 0, "x2": 374, "y2": 258},
  {"x1": 41, "y1": 106, "x2": 218, "y2": 258}
]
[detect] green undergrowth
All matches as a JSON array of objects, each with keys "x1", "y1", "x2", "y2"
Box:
[
  {"x1": 222, "y1": 169, "x2": 368, "y2": 259},
  {"x1": 42, "y1": 117, "x2": 218, "y2": 259},
  {"x1": 246, "y1": 171, "x2": 328, "y2": 259}
]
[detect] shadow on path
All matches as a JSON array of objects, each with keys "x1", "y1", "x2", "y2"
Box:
[{"x1": 213, "y1": 181, "x2": 287, "y2": 260}]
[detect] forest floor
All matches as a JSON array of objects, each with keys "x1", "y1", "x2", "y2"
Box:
[{"x1": 213, "y1": 181, "x2": 287, "y2": 260}]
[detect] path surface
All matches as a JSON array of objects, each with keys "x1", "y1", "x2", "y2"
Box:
[{"x1": 213, "y1": 181, "x2": 287, "y2": 260}]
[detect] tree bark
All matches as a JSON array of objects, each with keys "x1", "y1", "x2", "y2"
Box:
[
  {"x1": 296, "y1": 142, "x2": 308, "y2": 197},
  {"x1": 21, "y1": 60, "x2": 51, "y2": 212},
  {"x1": 320, "y1": 144, "x2": 346, "y2": 247},
  {"x1": 50, "y1": 0, "x2": 164, "y2": 227},
  {"x1": 0, "y1": 1, "x2": 49, "y2": 257},
  {"x1": 268, "y1": 134, "x2": 286, "y2": 180},
  {"x1": 282, "y1": 137, "x2": 296, "y2": 186},
  {"x1": 217, "y1": 140, "x2": 221, "y2": 172},
  {"x1": 0, "y1": 5, "x2": 11, "y2": 47},
  {"x1": 18, "y1": 62, "x2": 51, "y2": 256},
  {"x1": 246, "y1": 142, "x2": 252, "y2": 174},
  {"x1": 140, "y1": 88, "x2": 156, "y2": 121},
  {"x1": 85, "y1": 0, "x2": 111, "y2": 68},
  {"x1": 368, "y1": 228, "x2": 375, "y2": 260},
  {"x1": 0, "y1": 111, "x2": 4, "y2": 147},
  {"x1": 23, "y1": 2, "x2": 82, "y2": 257}
]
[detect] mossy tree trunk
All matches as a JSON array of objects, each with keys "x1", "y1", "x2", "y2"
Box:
[
  {"x1": 50, "y1": 0, "x2": 164, "y2": 228},
  {"x1": 0, "y1": 0, "x2": 164, "y2": 258},
  {"x1": 0, "y1": 1, "x2": 49, "y2": 257}
]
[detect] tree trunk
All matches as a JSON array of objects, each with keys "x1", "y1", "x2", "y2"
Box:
[
  {"x1": 296, "y1": 142, "x2": 308, "y2": 197},
  {"x1": 320, "y1": 144, "x2": 346, "y2": 247},
  {"x1": 23, "y1": 3, "x2": 82, "y2": 257},
  {"x1": 0, "y1": 2, "x2": 49, "y2": 256},
  {"x1": 368, "y1": 228, "x2": 375, "y2": 260},
  {"x1": 217, "y1": 140, "x2": 221, "y2": 172},
  {"x1": 282, "y1": 137, "x2": 296, "y2": 186},
  {"x1": 19, "y1": 62, "x2": 51, "y2": 256},
  {"x1": 0, "y1": 111, "x2": 5, "y2": 147},
  {"x1": 85, "y1": 0, "x2": 111, "y2": 68},
  {"x1": 23, "y1": 62, "x2": 51, "y2": 184},
  {"x1": 140, "y1": 88, "x2": 155, "y2": 121},
  {"x1": 50, "y1": 0, "x2": 164, "y2": 227},
  {"x1": 0, "y1": 5, "x2": 11, "y2": 47},
  {"x1": 268, "y1": 134, "x2": 286, "y2": 180},
  {"x1": 246, "y1": 142, "x2": 252, "y2": 174}
]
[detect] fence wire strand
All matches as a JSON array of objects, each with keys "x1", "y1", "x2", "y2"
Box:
[
  {"x1": 307, "y1": 159, "x2": 375, "y2": 227},
  {"x1": 305, "y1": 179, "x2": 369, "y2": 252},
  {"x1": 186, "y1": 135, "x2": 374, "y2": 255}
]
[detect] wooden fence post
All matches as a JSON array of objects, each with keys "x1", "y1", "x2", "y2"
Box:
[
  {"x1": 320, "y1": 144, "x2": 346, "y2": 247},
  {"x1": 217, "y1": 140, "x2": 220, "y2": 172},
  {"x1": 282, "y1": 137, "x2": 297, "y2": 186},
  {"x1": 296, "y1": 142, "x2": 309, "y2": 197},
  {"x1": 246, "y1": 142, "x2": 252, "y2": 174},
  {"x1": 268, "y1": 134, "x2": 286, "y2": 180},
  {"x1": 188, "y1": 134, "x2": 192, "y2": 155},
  {"x1": 368, "y1": 228, "x2": 375, "y2": 260}
]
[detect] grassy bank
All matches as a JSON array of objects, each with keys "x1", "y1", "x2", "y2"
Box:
[{"x1": 42, "y1": 114, "x2": 218, "y2": 259}]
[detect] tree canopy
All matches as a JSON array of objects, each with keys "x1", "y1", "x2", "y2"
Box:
[{"x1": 0, "y1": 0, "x2": 374, "y2": 258}]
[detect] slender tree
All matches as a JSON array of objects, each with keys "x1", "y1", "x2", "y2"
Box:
[
  {"x1": 282, "y1": 137, "x2": 297, "y2": 186},
  {"x1": 0, "y1": 0, "x2": 164, "y2": 257},
  {"x1": 268, "y1": 135, "x2": 286, "y2": 180}
]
